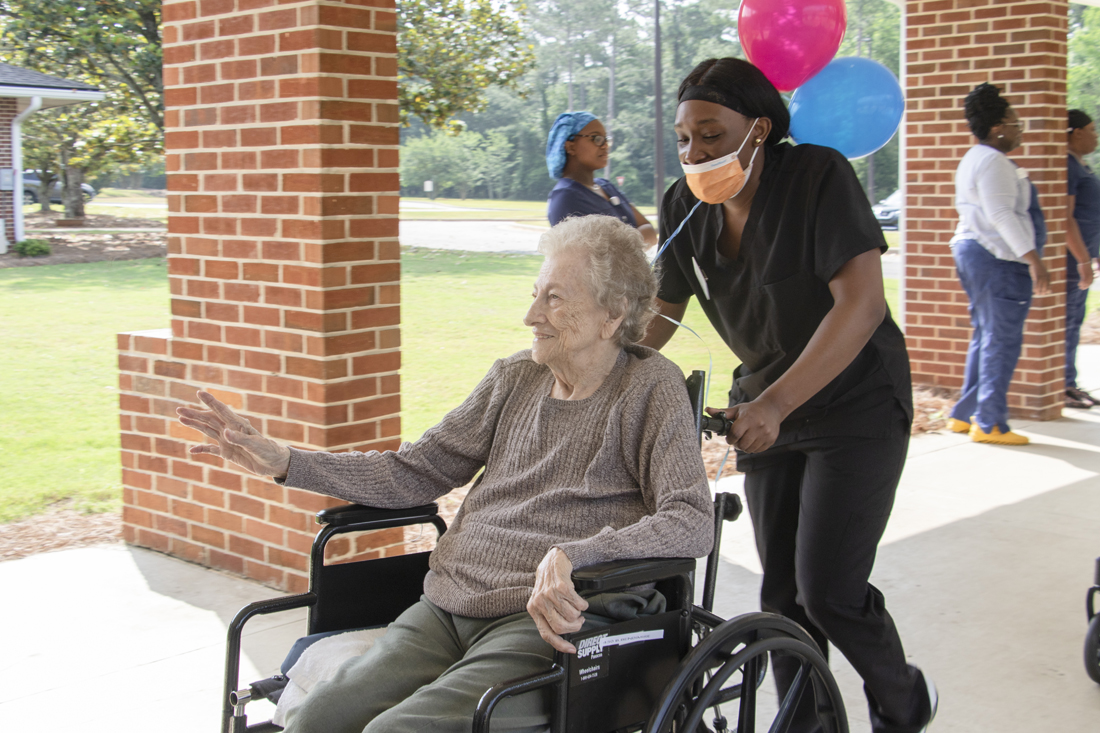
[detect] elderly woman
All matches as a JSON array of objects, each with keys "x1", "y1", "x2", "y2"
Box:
[
  {"x1": 946, "y1": 82, "x2": 1051, "y2": 444},
  {"x1": 177, "y1": 215, "x2": 713, "y2": 733},
  {"x1": 545, "y1": 111, "x2": 657, "y2": 246}
]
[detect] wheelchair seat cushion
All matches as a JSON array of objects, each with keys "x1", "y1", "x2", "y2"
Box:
[
  {"x1": 280, "y1": 626, "x2": 386, "y2": 676},
  {"x1": 273, "y1": 626, "x2": 388, "y2": 727}
]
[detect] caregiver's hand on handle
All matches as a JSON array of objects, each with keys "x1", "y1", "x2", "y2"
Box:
[
  {"x1": 706, "y1": 397, "x2": 784, "y2": 455},
  {"x1": 176, "y1": 391, "x2": 292, "y2": 479},
  {"x1": 527, "y1": 546, "x2": 589, "y2": 654}
]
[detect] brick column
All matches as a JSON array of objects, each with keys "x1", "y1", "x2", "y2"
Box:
[
  {"x1": 903, "y1": 0, "x2": 1067, "y2": 420},
  {"x1": 119, "y1": 0, "x2": 402, "y2": 592}
]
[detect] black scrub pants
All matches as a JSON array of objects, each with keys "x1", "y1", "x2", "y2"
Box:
[{"x1": 742, "y1": 416, "x2": 927, "y2": 733}]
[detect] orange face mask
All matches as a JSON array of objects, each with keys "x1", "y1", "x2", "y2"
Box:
[{"x1": 680, "y1": 120, "x2": 759, "y2": 204}]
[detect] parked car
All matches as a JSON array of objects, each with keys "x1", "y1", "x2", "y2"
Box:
[
  {"x1": 22, "y1": 173, "x2": 96, "y2": 205},
  {"x1": 872, "y1": 190, "x2": 901, "y2": 229}
]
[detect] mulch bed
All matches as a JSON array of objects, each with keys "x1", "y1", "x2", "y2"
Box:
[
  {"x1": 0, "y1": 505, "x2": 122, "y2": 561},
  {"x1": 0, "y1": 230, "x2": 166, "y2": 268},
  {"x1": 23, "y1": 208, "x2": 165, "y2": 230},
  {"x1": 0, "y1": 209, "x2": 166, "y2": 268}
]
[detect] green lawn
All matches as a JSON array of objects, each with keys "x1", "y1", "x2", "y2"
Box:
[
  {"x1": 0, "y1": 242, "x2": 1054, "y2": 522},
  {"x1": 401, "y1": 249, "x2": 744, "y2": 440},
  {"x1": 0, "y1": 260, "x2": 169, "y2": 522}
]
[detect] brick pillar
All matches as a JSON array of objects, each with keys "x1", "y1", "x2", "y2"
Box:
[
  {"x1": 119, "y1": 0, "x2": 403, "y2": 592},
  {"x1": 903, "y1": 0, "x2": 1067, "y2": 420},
  {"x1": 0, "y1": 98, "x2": 17, "y2": 242}
]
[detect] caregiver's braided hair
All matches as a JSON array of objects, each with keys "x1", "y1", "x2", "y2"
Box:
[{"x1": 963, "y1": 83, "x2": 1011, "y2": 141}]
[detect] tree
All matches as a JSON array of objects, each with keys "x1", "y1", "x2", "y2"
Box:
[
  {"x1": 399, "y1": 0, "x2": 536, "y2": 130},
  {"x1": 401, "y1": 0, "x2": 905, "y2": 204},
  {"x1": 400, "y1": 130, "x2": 489, "y2": 199},
  {"x1": 481, "y1": 131, "x2": 517, "y2": 199},
  {"x1": 3, "y1": 0, "x2": 535, "y2": 135},
  {"x1": 23, "y1": 87, "x2": 161, "y2": 218},
  {"x1": 0, "y1": 0, "x2": 162, "y2": 132},
  {"x1": 1070, "y1": 7, "x2": 1100, "y2": 121}
]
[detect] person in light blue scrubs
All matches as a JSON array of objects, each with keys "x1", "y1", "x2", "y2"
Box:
[{"x1": 1065, "y1": 109, "x2": 1100, "y2": 408}]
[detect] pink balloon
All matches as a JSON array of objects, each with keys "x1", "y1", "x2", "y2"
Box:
[{"x1": 738, "y1": 0, "x2": 847, "y2": 92}]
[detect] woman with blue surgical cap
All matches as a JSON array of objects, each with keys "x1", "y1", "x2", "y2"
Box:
[{"x1": 545, "y1": 112, "x2": 657, "y2": 246}]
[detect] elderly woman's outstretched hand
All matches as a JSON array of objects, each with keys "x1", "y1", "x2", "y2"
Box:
[
  {"x1": 527, "y1": 547, "x2": 589, "y2": 654},
  {"x1": 176, "y1": 391, "x2": 292, "y2": 478}
]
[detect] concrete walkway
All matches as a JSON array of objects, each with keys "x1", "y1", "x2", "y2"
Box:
[{"x1": 2, "y1": 347, "x2": 1099, "y2": 731}]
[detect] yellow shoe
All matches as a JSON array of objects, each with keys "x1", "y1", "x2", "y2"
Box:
[
  {"x1": 969, "y1": 424, "x2": 1030, "y2": 445},
  {"x1": 946, "y1": 417, "x2": 971, "y2": 434}
]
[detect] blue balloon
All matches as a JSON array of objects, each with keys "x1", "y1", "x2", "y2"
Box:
[{"x1": 788, "y1": 57, "x2": 904, "y2": 160}]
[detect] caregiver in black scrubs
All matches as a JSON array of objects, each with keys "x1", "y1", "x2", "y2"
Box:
[{"x1": 640, "y1": 58, "x2": 936, "y2": 733}]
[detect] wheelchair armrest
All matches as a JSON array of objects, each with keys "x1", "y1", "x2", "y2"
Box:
[
  {"x1": 571, "y1": 557, "x2": 697, "y2": 593},
  {"x1": 316, "y1": 503, "x2": 439, "y2": 527}
]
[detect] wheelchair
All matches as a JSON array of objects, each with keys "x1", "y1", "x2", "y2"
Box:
[
  {"x1": 1085, "y1": 557, "x2": 1100, "y2": 683},
  {"x1": 221, "y1": 370, "x2": 850, "y2": 733}
]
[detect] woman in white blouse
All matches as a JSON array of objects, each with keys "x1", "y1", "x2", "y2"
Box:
[{"x1": 946, "y1": 82, "x2": 1050, "y2": 445}]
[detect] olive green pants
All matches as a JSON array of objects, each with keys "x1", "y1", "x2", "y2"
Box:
[{"x1": 283, "y1": 593, "x2": 663, "y2": 733}]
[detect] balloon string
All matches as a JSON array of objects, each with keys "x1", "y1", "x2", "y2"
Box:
[
  {"x1": 713, "y1": 446, "x2": 732, "y2": 486},
  {"x1": 659, "y1": 313, "x2": 714, "y2": 407},
  {"x1": 654, "y1": 202, "x2": 733, "y2": 488},
  {"x1": 652, "y1": 200, "x2": 702, "y2": 266}
]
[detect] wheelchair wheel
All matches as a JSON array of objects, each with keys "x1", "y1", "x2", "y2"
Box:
[
  {"x1": 646, "y1": 612, "x2": 848, "y2": 733},
  {"x1": 1085, "y1": 615, "x2": 1100, "y2": 684}
]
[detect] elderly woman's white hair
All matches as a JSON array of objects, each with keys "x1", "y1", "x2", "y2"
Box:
[{"x1": 537, "y1": 216, "x2": 658, "y2": 346}]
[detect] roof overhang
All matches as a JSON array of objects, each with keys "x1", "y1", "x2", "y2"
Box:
[{"x1": 0, "y1": 85, "x2": 106, "y2": 110}]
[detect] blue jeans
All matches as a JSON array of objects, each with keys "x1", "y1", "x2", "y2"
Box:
[
  {"x1": 950, "y1": 240, "x2": 1033, "y2": 432},
  {"x1": 1066, "y1": 254, "x2": 1089, "y2": 389}
]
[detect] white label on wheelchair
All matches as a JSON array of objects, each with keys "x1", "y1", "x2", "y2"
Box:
[
  {"x1": 576, "y1": 629, "x2": 665, "y2": 659},
  {"x1": 571, "y1": 630, "x2": 665, "y2": 686},
  {"x1": 601, "y1": 629, "x2": 664, "y2": 649}
]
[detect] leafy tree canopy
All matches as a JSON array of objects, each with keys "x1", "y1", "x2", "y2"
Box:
[
  {"x1": 1070, "y1": 6, "x2": 1100, "y2": 125},
  {"x1": 0, "y1": 0, "x2": 162, "y2": 132},
  {"x1": 400, "y1": 0, "x2": 536, "y2": 130}
]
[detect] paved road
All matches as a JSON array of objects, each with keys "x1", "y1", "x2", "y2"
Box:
[
  {"x1": 400, "y1": 220, "x2": 904, "y2": 278},
  {"x1": 401, "y1": 220, "x2": 545, "y2": 254}
]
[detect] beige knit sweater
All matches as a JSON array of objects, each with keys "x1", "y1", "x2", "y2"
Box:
[{"x1": 283, "y1": 344, "x2": 714, "y2": 618}]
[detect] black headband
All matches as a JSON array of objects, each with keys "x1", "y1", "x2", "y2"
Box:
[{"x1": 677, "y1": 85, "x2": 750, "y2": 117}]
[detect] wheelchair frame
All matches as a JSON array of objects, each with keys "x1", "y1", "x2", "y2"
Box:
[
  {"x1": 220, "y1": 370, "x2": 850, "y2": 733},
  {"x1": 1084, "y1": 556, "x2": 1100, "y2": 683}
]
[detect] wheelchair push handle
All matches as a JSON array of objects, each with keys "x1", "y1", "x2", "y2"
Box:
[{"x1": 700, "y1": 412, "x2": 733, "y2": 438}]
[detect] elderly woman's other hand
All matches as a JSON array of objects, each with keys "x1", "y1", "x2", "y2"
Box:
[
  {"x1": 176, "y1": 391, "x2": 292, "y2": 478},
  {"x1": 527, "y1": 547, "x2": 589, "y2": 654}
]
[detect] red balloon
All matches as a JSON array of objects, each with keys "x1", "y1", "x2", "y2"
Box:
[{"x1": 738, "y1": 0, "x2": 847, "y2": 92}]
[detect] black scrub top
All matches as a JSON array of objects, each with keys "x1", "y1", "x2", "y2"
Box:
[{"x1": 656, "y1": 142, "x2": 912, "y2": 446}]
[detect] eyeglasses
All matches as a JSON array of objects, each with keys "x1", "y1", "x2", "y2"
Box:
[{"x1": 570, "y1": 133, "x2": 613, "y2": 147}]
